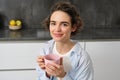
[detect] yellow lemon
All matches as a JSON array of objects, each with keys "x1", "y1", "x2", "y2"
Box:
[
  {"x1": 16, "y1": 20, "x2": 22, "y2": 26},
  {"x1": 9, "y1": 20, "x2": 16, "y2": 26}
]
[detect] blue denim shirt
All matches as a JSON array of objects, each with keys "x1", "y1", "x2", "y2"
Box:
[{"x1": 36, "y1": 39, "x2": 94, "y2": 80}]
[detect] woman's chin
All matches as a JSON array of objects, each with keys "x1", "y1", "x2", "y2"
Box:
[{"x1": 53, "y1": 37, "x2": 63, "y2": 42}]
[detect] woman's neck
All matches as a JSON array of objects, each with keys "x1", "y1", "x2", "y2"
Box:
[{"x1": 55, "y1": 40, "x2": 74, "y2": 54}]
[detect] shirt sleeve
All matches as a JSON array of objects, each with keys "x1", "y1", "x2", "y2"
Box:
[
  {"x1": 36, "y1": 42, "x2": 53, "y2": 80},
  {"x1": 63, "y1": 50, "x2": 94, "y2": 80},
  {"x1": 36, "y1": 66, "x2": 53, "y2": 80},
  {"x1": 62, "y1": 72, "x2": 73, "y2": 80}
]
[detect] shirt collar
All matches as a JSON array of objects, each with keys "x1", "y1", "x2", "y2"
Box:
[
  {"x1": 48, "y1": 39, "x2": 82, "y2": 57},
  {"x1": 69, "y1": 42, "x2": 82, "y2": 57}
]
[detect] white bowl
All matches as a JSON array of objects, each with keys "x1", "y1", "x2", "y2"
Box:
[{"x1": 9, "y1": 25, "x2": 21, "y2": 30}]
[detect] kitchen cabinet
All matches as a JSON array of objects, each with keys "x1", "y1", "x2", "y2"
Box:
[
  {"x1": 1, "y1": 41, "x2": 120, "y2": 80},
  {"x1": 86, "y1": 41, "x2": 120, "y2": 80},
  {"x1": 0, "y1": 41, "x2": 44, "y2": 80},
  {"x1": 0, "y1": 42, "x2": 44, "y2": 69},
  {"x1": 0, "y1": 70, "x2": 37, "y2": 80}
]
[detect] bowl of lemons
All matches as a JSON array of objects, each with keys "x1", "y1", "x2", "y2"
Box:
[{"x1": 9, "y1": 20, "x2": 22, "y2": 30}]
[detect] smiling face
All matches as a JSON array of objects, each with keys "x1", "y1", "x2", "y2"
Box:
[{"x1": 49, "y1": 11, "x2": 76, "y2": 42}]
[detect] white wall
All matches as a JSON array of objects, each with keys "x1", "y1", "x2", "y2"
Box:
[{"x1": 0, "y1": 41, "x2": 120, "y2": 80}]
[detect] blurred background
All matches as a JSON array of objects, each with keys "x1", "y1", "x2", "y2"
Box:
[
  {"x1": 0, "y1": 0, "x2": 120, "y2": 40},
  {"x1": 0, "y1": 0, "x2": 120, "y2": 80}
]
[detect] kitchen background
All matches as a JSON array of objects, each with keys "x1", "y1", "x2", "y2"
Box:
[
  {"x1": 0, "y1": 0, "x2": 120, "y2": 80},
  {"x1": 0, "y1": 0, "x2": 120, "y2": 40}
]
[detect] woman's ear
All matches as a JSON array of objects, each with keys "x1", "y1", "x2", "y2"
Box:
[{"x1": 72, "y1": 24, "x2": 77, "y2": 32}]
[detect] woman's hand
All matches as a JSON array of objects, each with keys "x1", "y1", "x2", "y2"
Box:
[
  {"x1": 37, "y1": 56, "x2": 51, "y2": 78},
  {"x1": 37, "y1": 56, "x2": 45, "y2": 70},
  {"x1": 45, "y1": 58, "x2": 66, "y2": 78},
  {"x1": 37, "y1": 56, "x2": 66, "y2": 78}
]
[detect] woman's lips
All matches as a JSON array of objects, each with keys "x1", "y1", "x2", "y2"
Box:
[{"x1": 53, "y1": 33, "x2": 63, "y2": 37}]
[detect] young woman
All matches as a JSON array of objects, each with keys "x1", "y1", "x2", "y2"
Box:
[{"x1": 36, "y1": 1, "x2": 94, "y2": 80}]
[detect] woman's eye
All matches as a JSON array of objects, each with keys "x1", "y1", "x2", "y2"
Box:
[
  {"x1": 62, "y1": 23, "x2": 68, "y2": 27},
  {"x1": 50, "y1": 22, "x2": 55, "y2": 26}
]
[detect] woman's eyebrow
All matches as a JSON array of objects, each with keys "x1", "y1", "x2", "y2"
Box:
[
  {"x1": 50, "y1": 21, "x2": 55, "y2": 23},
  {"x1": 50, "y1": 20, "x2": 70, "y2": 24},
  {"x1": 61, "y1": 21, "x2": 70, "y2": 24}
]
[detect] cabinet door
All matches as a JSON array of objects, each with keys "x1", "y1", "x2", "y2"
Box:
[
  {"x1": 0, "y1": 70, "x2": 37, "y2": 80},
  {"x1": 86, "y1": 41, "x2": 120, "y2": 80},
  {"x1": 0, "y1": 42, "x2": 43, "y2": 80},
  {"x1": 0, "y1": 42, "x2": 45, "y2": 69}
]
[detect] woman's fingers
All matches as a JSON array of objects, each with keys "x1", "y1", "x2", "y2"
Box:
[
  {"x1": 37, "y1": 56, "x2": 45, "y2": 69},
  {"x1": 37, "y1": 56, "x2": 44, "y2": 62}
]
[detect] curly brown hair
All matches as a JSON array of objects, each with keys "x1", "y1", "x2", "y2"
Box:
[{"x1": 42, "y1": 1, "x2": 83, "y2": 36}]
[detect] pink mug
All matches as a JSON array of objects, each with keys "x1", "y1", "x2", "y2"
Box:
[{"x1": 44, "y1": 54, "x2": 62, "y2": 65}]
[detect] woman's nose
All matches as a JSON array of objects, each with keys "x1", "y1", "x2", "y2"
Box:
[{"x1": 55, "y1": 25, "x2": 61, "y2": 32}]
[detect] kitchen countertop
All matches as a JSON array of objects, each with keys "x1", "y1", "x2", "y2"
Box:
[{"x1": 0, "y1": 27, "x2": 120, "y2": 41}]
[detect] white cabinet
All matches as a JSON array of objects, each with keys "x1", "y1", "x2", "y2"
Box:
[
  {"x1": 0, "y1": 42, "x2": 44, "y2": 69},
  {"x1": 0, "y1": 70, "x2": 37, "y2": 80},
  {"x1": 86, "y1": 41, "x2": 120, "y2": 80},
  {"x1": 0, "y1": 41, "x2": 44, "y2": 80},
  {"x1": 1, "y1": 41, "x2": 120, "y2": 80}
]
